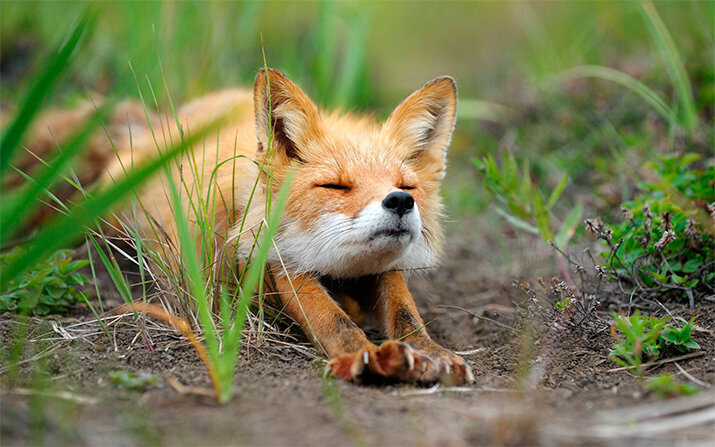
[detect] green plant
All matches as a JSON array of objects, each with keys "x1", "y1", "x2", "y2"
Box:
[
  {"x1": 109, "y1": 370, "x2": 159, "y2": 391},
  {"x1": 109, "y1": 165, "x2": 293, "y2": 405},
  {"x1": 473, "y1": 151, "x2": 583, "y2": 249},
  {"x1": 588, "y1": 153, "x2": 713, "y2": 303},
  {"x1": 474, "y1": 151, "x2": 583, "y2": 285},
  {"x1": 609, "y1": 310, "x2": 702, "y2": 380},
  {"x1": 609, "y1": 310, "x2": 669, "y2": 377},
  {"x1": 661, "y1": 316, "x2": 701, "y2": 353},
  {"x1": 0, "y1": 248, "x2": 89, "y2": 315},
  {"x1": 646, "y1": 373, "x2": 699, "y2": 399}
]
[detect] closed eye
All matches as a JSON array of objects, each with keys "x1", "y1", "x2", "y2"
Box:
[
  {"x1": 317, "y1": 183, "x2": 351, "y2": 191},
  {"x1": 399, "y1": 185, "x2": 416, "y2": 190}
]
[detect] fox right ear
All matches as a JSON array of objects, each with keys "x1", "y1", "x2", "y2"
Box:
[
  {"x1": 384, "y1": 76, "x2": 457, "y2": 181},
  {"x1": 253, "y1": 68, "x2": 323, "y2": 165}
]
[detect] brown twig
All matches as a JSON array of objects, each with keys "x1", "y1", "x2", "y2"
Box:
[
  {"x1": 607, "y1": 351, "x2": 705, "y2": 373},
  {"x1": 114, "y1": 302, "x2": 219, "y2": 402},
  {"x1": 436, "y1": 304, "x2": 517, "y2": 333},
  {"x1": 166, "y1": 375, "x2": 216, "y2": 398}
]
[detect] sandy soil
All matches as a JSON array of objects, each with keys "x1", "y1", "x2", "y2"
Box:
[{"x1": 2, "y1": 230, "x2": 714, "y2": 446}]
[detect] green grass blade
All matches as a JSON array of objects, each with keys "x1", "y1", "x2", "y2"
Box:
[
  {"x1": 234, "y1": 0, "x2": 263, "y2": 62},
  {"x1": 546, "y1": 173, "x2": 568, "y2": 210},
  {"x1": 334, "y1": 10, "x2": 369, "y2": 106},
  {"x1": 1, "y1": 104, "x2": 110, "y2": 247},
  {"x1": 314, "y1": 0, "x2": 338, "y2": 105},
  {"x1": 0, "y1": 13, "x2": 95, "y2": 179},
  {"x1": 493, "y1": 206, "x2": 539, "y2": 236},
  {"x1": 640, "y1": 0, "x2": 698, "y2": 130},
  {"x1": 0, "y1": 121, "x2": 218, "y2": 291},
  {"x1": 164, "y1": 164, "x2": 220, "y2": 378},
  {"x1": 502, "y1": 151, "x2": 518, "y2": 193},
  {"x1": 562, "y1": 65, "x2": 674, "y2": 125},
  {"x1": 219, "y1": 169, "x2": 294, "y2": 404},
  {"x1": 88, "y1": 234, "x2": 133, "y2": 303},
  {"x1": 518, "y1": 159, "x2": 531, "y2": 208},
  {"x1": 555, "y1": 202, "x2": 583, "y2": 249},
  {"x1": 531, "y1": 187, "x2": 554, "y2": 243}
]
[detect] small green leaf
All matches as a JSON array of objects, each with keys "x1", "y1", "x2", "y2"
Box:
[
  {"x1": 503, "y1": 151, "x2": 518, "y2": 192},
  {"x1": 519, "y1": 160, "x2": 532, "y2": 209},
  {"x1": 683, "y1": 340, "x2": 701, "y2": 350},
  {"x1": 547, "y1": 173, "x2": 569, "y2": 210},
  {"x1": 660, "y1": 331, "x2": 677, "y2": 343},
  {"x1": 493, "y1": 207, "x2": 539, "y2": 235},
  {"x1": 110, "y1": 370, "x2": 159, "y2": 391},
  {"x1": 682, "y1": 258, "x2": 700, "y2": 273},
  {"x1": 507, "y1": 200, "x2": 532, "y2": 220},
  {"x1": 651, "y1": 271, "x2": 668, "y2": 282},
  {"x1": 472, "y1": 158, "x2": 485, "y2": 171},
  {"x1": 679, "y1": 152, "x2": 701, "y2": 167},
  {"x1": 555, "y1": 202, "x2": 583, "y2": 248},
  {"x1": 531, "y1": 188, "x2": 554, "y2": 243},
  {"x1": 485, "y1": 155, "x2": 502, "y2": 184},
  {"x1": 684, "y1": 279, "x2": 699, "y2": 288}
]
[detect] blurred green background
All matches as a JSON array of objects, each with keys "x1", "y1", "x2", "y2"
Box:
[{"x1": 2, "y1": 0, "x2": 713, "y2": 231}]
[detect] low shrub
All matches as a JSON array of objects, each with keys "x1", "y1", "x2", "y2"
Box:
[
  {"x1": 0, "y1": 248, "x2": 89, "y2": 315},
  {"x1": 588, "y1": 153, "x2": 714, "y2": 304}
]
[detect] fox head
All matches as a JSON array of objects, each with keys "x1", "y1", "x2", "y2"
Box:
[{"x1": 252, "y1": 68, "x2": 457, "y2": 278}]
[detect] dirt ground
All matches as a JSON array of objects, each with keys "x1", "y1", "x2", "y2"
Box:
[{"x1": 1, "y1": 227, "x2": 714, "y2": 446}]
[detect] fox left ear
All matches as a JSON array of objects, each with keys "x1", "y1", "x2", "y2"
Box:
[
  {"x1": 384, "y1": 76, "x2": 457, "y2": 179},
  {"x1": 253, "y1": 68, "x2": 323, "y2": 166}
]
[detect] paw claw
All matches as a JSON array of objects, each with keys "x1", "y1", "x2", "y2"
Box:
[
  {"x1": 327, "y1": 342, "x2": 476, "y2": 386},
  {"x1": 465, "y1": 364, "x2": 476, "y2": 384},
  {"x1": 406, "y1": 350, "x2": 415, "y2": 371}
]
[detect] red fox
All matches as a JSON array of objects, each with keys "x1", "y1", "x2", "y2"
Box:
[{"x1": 24, "y1": 69, "x2": 474, "y2": 385}]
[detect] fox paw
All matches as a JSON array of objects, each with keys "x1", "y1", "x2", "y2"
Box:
[
  {"x1": 412, "y1": 347, "x2": 475, "y2": 386},
  {"x1": 326, "y1": 341, "x2": 474, "y2": 386}
]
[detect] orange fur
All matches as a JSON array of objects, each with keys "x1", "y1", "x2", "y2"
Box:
[{"x1": 19, "y1": 68, "x2": 473, "y2": 385}]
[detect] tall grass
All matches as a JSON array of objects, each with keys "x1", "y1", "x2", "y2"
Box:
[
  {"x1": 562, "y1": 65, "x2": 676, "y2": 127},
  {"x1": 75, "y1": 43, "x2": 300, "y2": 402},
  {"x1": 639, "y1": 0, "x2": 698, "y2": 130},
  {"x1": 113, "y1": 167, "x2": 293, "y2": 404},
  {"x1": 96, "y1": 105, "x2": 295, "y2": 403},
  {"x1": 561, "y1": 1, "x2": 698, "y2": 133},
  {"x1": 0, "y1": 15, "x2": 93, "y2": 179},
  {"x1": 1, "y1": 1, "x2": 372, "y2": 110},
  {"x1": 0, "y1": 13, "x2": 219, "y2": 418},
  {"x1": 0, "y1": 14, "x2": 207, "y2": 292}
]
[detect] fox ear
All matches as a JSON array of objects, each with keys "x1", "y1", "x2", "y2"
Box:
[
  {"x1": 384, "y1": 76, "x2": 457, "y2": 179},
  {"x1": 253, "y1": 68, "x2": 322, "y2": 164}
]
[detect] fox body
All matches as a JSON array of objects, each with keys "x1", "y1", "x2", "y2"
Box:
[{"x1": 24, "y1": 69, "x2": 473, "y2": 385}]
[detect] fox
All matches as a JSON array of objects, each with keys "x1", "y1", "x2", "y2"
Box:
[{"x1": 21, "y1": 68, "x2": 474, "y2": 385}]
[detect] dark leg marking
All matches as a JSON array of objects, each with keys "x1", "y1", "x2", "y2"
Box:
[{"x1": 393, "y1": 305, "x2": 422, "y2": 337}]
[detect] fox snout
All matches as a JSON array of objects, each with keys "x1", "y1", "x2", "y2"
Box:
[{"x1": 382, "y1": 191, "x2": 414, "y2": 217}]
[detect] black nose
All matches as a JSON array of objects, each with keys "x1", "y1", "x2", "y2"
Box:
[{"x1": 382, "y1": 191, "x2": 414, "y2": 217}]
